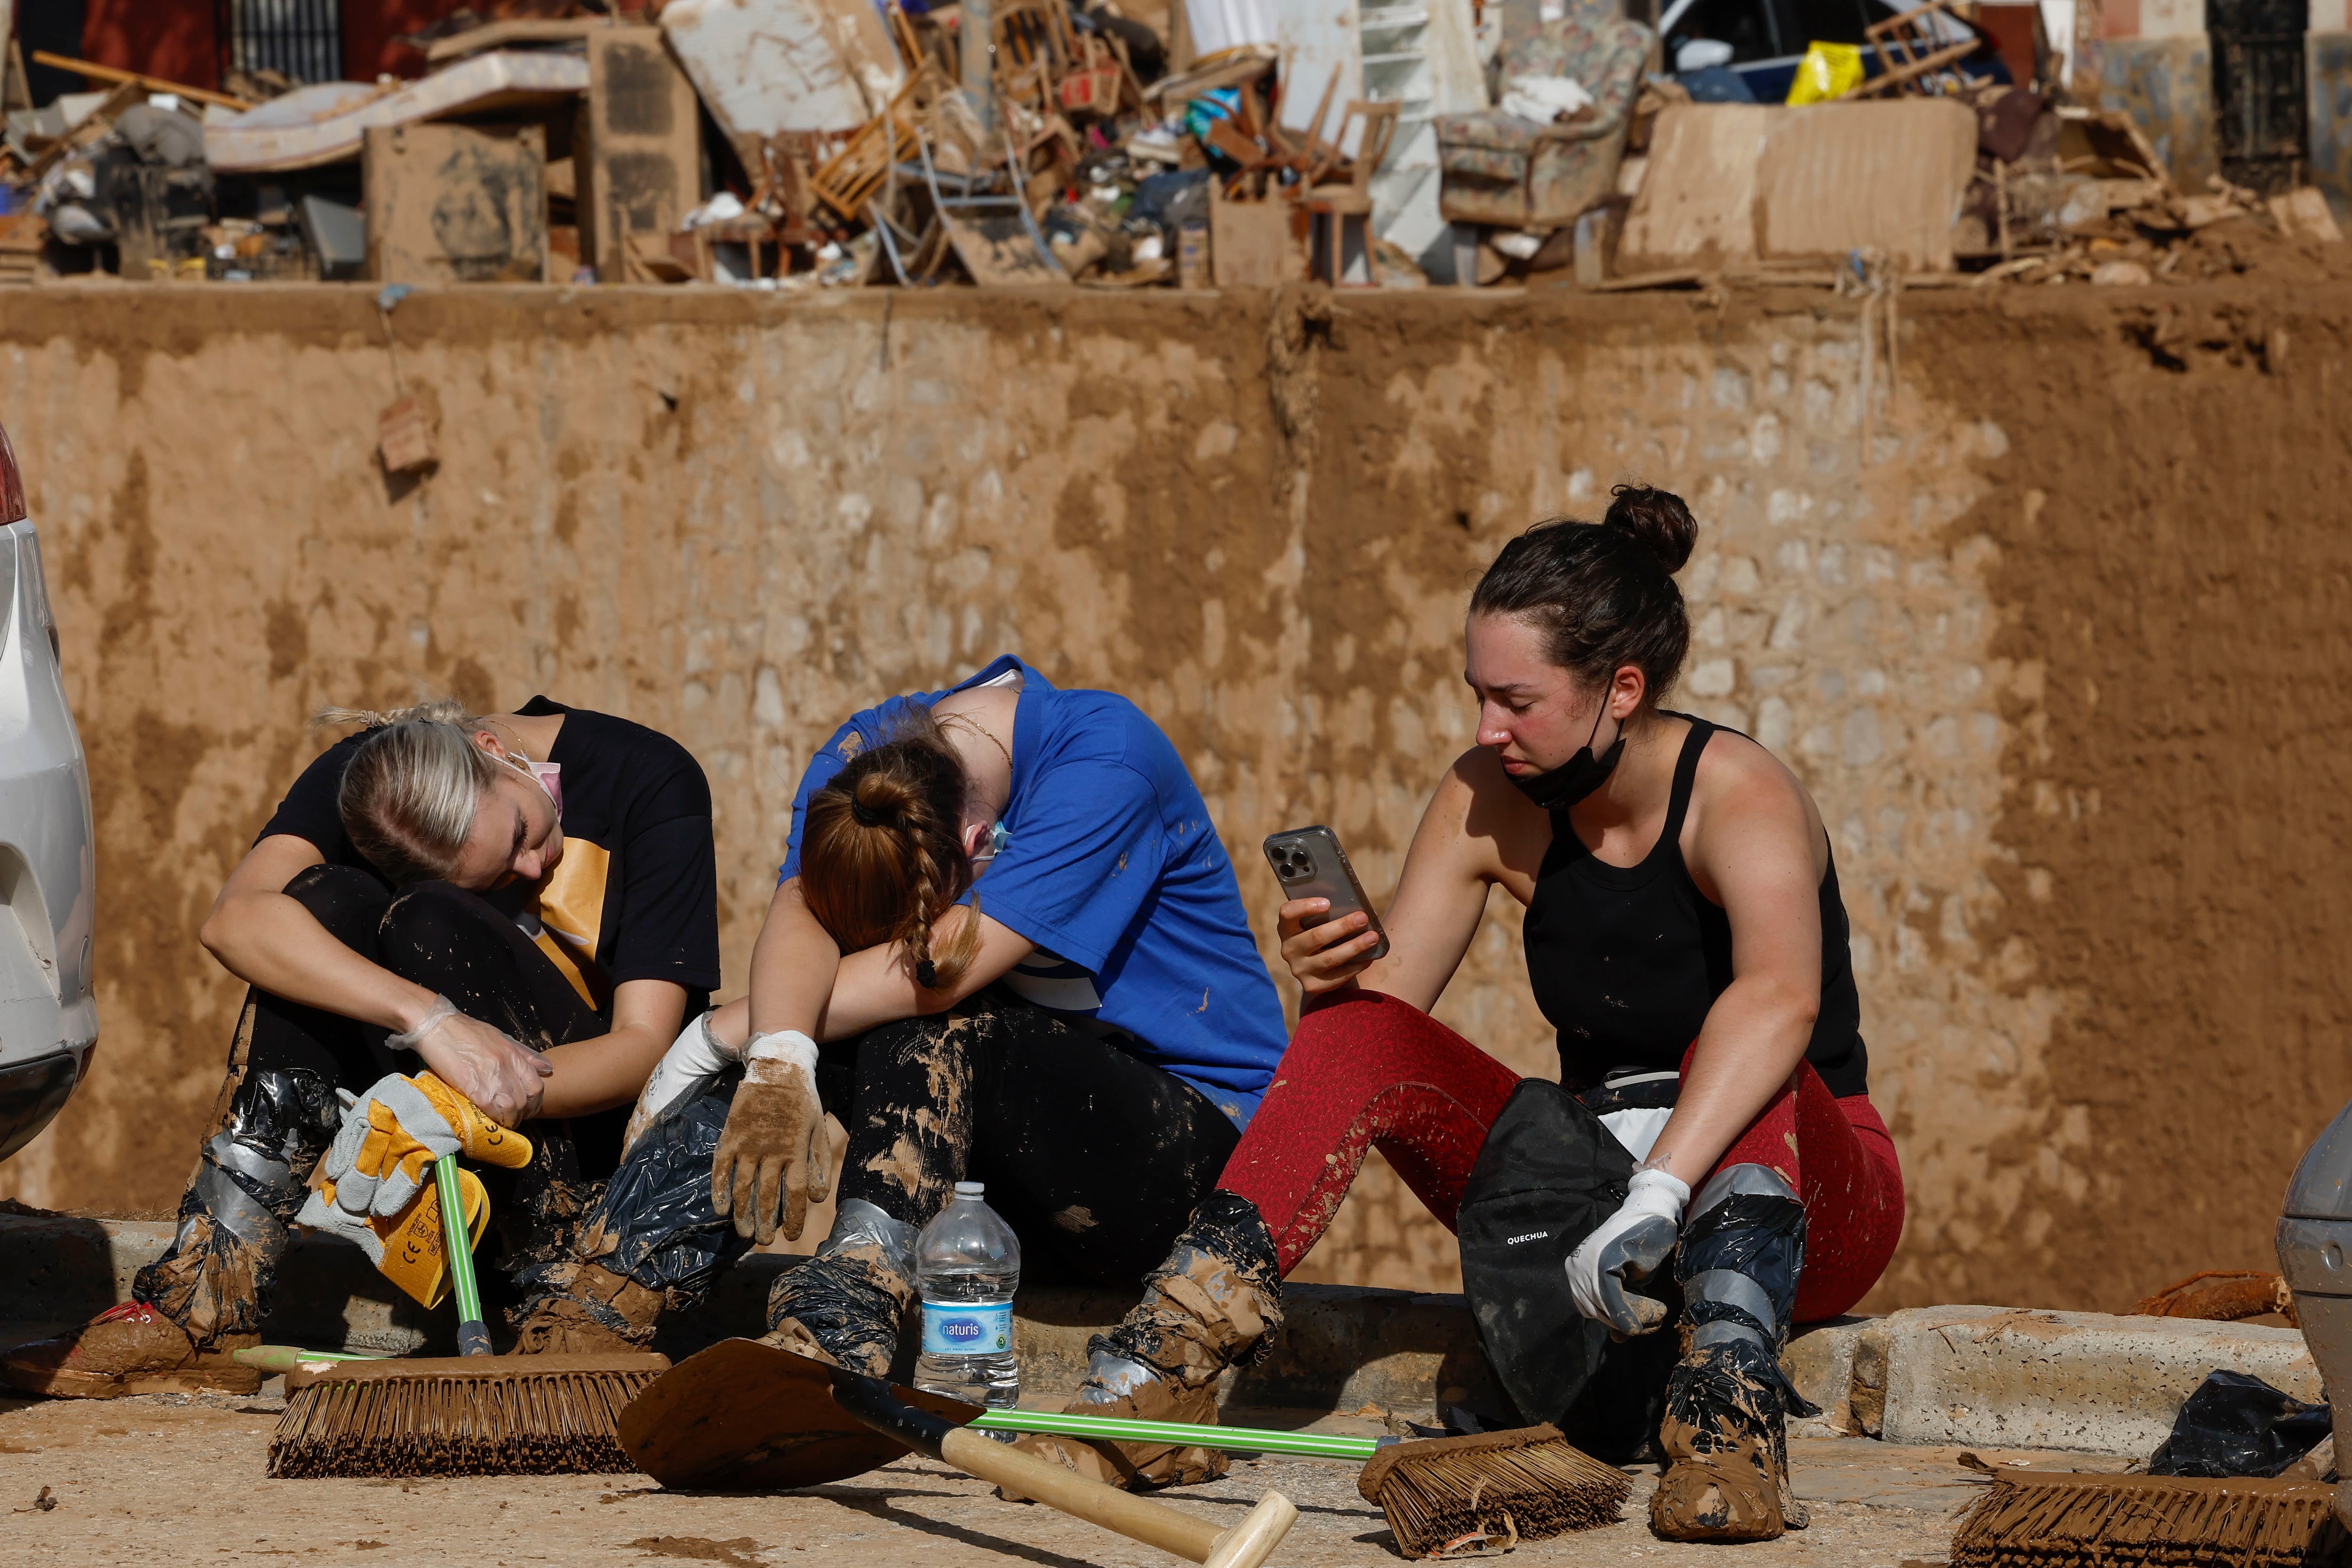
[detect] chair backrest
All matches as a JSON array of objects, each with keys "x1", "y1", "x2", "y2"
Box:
[
  {"x1": 1502, "y1": 17, "x2": 1654, "y2": 126},
  {"x1": 1318, "y1": 99, "x2": 1402, "y2": 191}
]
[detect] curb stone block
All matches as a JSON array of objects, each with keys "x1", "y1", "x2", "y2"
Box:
[{"x1": 1869, "y1": 1305, "x2": 2319, "y2": 1455}]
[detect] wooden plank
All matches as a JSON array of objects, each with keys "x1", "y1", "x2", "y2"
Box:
[
  {"x1": 426, "y1": 18, "x2": 605, "y2": 64},
  {"x1": 1752, "y1": 99, "x2": 1976, "y2": 272},
  {"x1": 362, "y1": 122, "x2": 548, "y2": 284},
  {"x1": 577, "y1": 27, "x2": 703, "y2": 283},
  {"x1": 1614, "y1": 104, "x2": 1774, "y2": 274}
]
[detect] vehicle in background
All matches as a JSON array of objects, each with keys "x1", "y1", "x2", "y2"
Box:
[
  {"x1": 1664, "y1": 0, "x2": 2011, "y2": 103},
  {"x1": 0, "y1": 420, "x2": 96, "y2": 1164}
]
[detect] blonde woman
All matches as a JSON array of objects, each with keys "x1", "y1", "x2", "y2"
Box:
[{"x1": 3, "y1": 697, "x2": 717, "y2": 1398}]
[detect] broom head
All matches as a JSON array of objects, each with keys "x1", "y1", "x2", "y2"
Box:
[
  {"x1": 1358, "y1": 1423, "x2": 1632, "y2": 1558},
  {"x1": 1953, "y1": 1464, "x2": 2349, "y2": 1568},
  {"x1": 269, "y1": 1353, "x2": 671, "y2": 1478}
]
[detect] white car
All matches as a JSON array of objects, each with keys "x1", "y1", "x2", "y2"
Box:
[{"x1": 0, "y1": 420, "x2": 96, "y2": 1163}]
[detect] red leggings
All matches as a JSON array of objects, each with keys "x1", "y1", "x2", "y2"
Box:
[{"x1": 1219, "y1": 991, "x2": 1906, "y2": 1323}]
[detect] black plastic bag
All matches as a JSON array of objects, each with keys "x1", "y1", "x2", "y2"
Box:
[{"x1": 2147, "y1": 1369, "x2": 2333, "y2": 1478}]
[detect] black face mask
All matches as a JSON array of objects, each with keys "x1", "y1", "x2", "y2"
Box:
[{"x1": 1507, "y1": 698, "x2": 1626, "y2": 812}]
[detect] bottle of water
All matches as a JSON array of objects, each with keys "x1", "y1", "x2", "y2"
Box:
[{"x1": 914, "y1": 1180, "x2": 1022, "y2": 1410}]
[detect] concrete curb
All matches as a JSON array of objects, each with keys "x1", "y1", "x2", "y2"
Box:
[{"x1": 0, "y1": 1217, "x2": 2313, "y2": 1454}]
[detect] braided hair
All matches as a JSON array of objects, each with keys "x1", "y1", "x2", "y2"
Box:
[{"x1": 797, "y1": 710, "x2": 985, "y2": 989}]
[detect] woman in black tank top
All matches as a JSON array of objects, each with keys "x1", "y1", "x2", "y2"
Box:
[{"x1": 1017, "y1": 490, "x2": 1904, "y2": 1544}]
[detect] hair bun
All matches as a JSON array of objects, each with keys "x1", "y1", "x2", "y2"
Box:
[{"x1": 1601, "y1": 485, "x2": 1698, "y2": 573}]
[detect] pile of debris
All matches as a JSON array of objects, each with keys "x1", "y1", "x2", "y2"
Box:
[{"x1": 1956, "y1": 86, "x2": 2349, "y2": 287}]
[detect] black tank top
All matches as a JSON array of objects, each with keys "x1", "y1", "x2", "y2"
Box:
[{"x1": 1522, "y1": 713, "x2": 1869, "y2": 1098}]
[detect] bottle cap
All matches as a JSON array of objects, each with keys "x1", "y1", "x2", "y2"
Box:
[{"x1": 954, "y1": 1180, "x2": 985, "y2": 1198}]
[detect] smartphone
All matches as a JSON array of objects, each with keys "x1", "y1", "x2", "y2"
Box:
[{"x1": 1263, "y1": 825, "x2": 1391, "y2": 963}]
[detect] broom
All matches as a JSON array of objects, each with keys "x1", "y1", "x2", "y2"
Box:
[
  {"x1": 1951, "y1": 1458, "x2": 2350, "y2": 1568},
  {"x1": 973, "y1": 1409, "x2": 1629, "y2": 1558},
  {"x1": 263, "y1": 1152, "x2": 669, "y2": 1478}
]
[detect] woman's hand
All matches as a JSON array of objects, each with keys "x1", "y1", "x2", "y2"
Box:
[
  {"x1": 410, "y1": 1011, "x2": 553, "y2": 1127},
  {"x1": 1277, "y1": 899, "x2": 1383, "y2": 995}
]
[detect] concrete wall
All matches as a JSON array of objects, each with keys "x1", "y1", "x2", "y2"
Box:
[
  {"x1": 0, "y1": 281, "x2": 2343, "y2": 1315},
  {"x1": 2310, "y1": 32, "x2": 2352, "y2": 210}
]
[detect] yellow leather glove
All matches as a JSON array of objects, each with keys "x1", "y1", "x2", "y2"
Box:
[{"x1": 318, "y1": 1071, "x2": 534, "y2": 1221}]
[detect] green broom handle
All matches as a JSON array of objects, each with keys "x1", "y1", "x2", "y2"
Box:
[
  {"x1": 434, "y1": 1153, "x2": 494, "y2": 1356},
  {"x1": 967, "y1": 1408, "x2": 1391, "y2": 1461}
]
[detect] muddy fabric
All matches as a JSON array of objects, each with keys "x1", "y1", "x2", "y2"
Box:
[
  {"x1": 829, "y1": 992, "x2": 1239, "y2": 1281},
  {"x1": 1061, "y1": 1190, "x2": 1284, "y2": 1486},
  {"x1": 765, "y1": 1246, "x2": 917, "y2": 1379},
  {"x1": 135, "y1": 865, "x2": 624, "y2": 1345},
  {"x1": 0, "y1": 1300, "x2": 259, "y2": 1398},
  {"x1": 512, "y1": 1262, "x2": 667, "y2": 1353},
  {"x1": 1013, "y1": 1360, "x2": 1227, "y2": 1488},
  {"x1": 1653, "y1": 1339, "x2": 1809, "y2": 1540}
]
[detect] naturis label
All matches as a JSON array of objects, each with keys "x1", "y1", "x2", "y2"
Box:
[{"x1": 920, "y1": 1300, "x2": 1013, "y2": 1356}]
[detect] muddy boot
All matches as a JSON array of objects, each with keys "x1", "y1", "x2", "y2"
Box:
[
  {"x1": 512, "y1": 1262, "x2": 669, "y2": 1354},
  {"x1": 1649, "y1": 1164, "x2": 1816, "y2": 1543},
  {"x1": 5, "y1": 1067, "x2": 339, "y2": 1398},
  {"x1": 1014, "y1": 1191, "x2": 1284, "y2": 1491},
  {"x1": 760, "y1": 1200, "x2": 918, "y2": 1378}
]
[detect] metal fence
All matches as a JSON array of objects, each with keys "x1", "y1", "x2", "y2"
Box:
[{"x1": 216, "y1": 0, "x2": 344, "y2": 86}]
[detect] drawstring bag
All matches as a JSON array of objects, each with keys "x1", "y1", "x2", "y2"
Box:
[{"x1": 1455, "y1": 1075, "x2": 1684, "y2": 1462}]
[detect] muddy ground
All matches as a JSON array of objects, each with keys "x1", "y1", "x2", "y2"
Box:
[{"x1": 0, "y1": 1386, "x2": 2094, "y2": 1567}]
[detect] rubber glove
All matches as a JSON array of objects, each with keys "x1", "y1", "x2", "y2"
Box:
[
  {"x1": 622, "y1": 1011, "x2": 745, "y2": 1155},
  {"x1": 1564, "y1": 1167, "x2": 1690, "y2": 1334},
  {"x1": 313, "y1": 1071, "x2": 536, "y2": 1222},
  {"x1": 710, "y1": 1030, "x2": 830, "y2": 1246}
]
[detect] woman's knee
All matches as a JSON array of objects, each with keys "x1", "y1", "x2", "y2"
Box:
[
  {"x1": 375, "y1": 880, "x2": 503, "y2": 979},
  {"x1": 279, "y1": 864, "x2": 393, "y2": 950}
]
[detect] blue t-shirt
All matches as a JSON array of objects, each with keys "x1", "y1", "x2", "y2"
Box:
[{"x1": 778, "y1": 655, "x2": 1287, "y2": 1128}]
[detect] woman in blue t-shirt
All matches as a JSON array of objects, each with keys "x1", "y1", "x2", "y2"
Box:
[{"x1": 517, "y1": 657, "x2": 1291, "y2": 1372}]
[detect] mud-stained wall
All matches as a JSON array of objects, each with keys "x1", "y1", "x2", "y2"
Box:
[{"x1": 0, "y1": 281, "x2": 2337, "y2": 1313}]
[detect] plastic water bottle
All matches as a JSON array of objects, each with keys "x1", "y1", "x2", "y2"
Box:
[{"x1": 914, "y1": 1180, "x2": 1022, "y2": 1410}]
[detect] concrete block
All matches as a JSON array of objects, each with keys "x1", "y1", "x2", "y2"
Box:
[
  {"x1": 2100, "y1": 35, "x2": 2218, "y2": 190},
  {"x1": 1784, "y1": 1315, "x2": 1872, "y2": 1435},
  {"x1": 1867, "y1": 1305, "x2": 2319, "y2": 1456}
]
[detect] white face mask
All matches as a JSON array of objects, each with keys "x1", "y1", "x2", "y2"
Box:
[
  {"x1": 500, "y1": 748, "x2": 563, "y2": 821},
  {"x1": 969, "y1": 819, "x2": 1010, "y2": 865}
]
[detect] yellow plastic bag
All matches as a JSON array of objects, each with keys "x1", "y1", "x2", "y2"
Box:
[{"x1": 1786, "y1": 42, "x2": 1865, "y2": 103}]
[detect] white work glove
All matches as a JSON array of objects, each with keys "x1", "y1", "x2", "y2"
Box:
[
  {"x1": 622, "y1": 1011, "x2": 747, "y2": 1154},
  {"x1": 710, "y1": 1030, "x2": 831, "y2": 1246},
  {"x1": 1565, "y1": 1167, "x2": 1691, "y2": 1335}
]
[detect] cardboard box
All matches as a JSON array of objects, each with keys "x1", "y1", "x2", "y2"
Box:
[{"x1": 361, "y1": 122, "x2": 548, "y2": 284}]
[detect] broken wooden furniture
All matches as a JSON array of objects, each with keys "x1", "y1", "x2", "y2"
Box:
[
  {"x1": 871, "y1": 125, "x2": 1066, "y2": 286},
  {"x1": 1433, "y1": 15, "x2": 1651, "y2": 229},
  {"x1": 1299, "y1": 99, "x2": 1401, "y2": 285},
  {"x1": 1851, "y1": 0, "x2": 1988, "y2": 96}
]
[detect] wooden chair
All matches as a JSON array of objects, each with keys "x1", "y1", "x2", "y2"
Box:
[{"x1": 1299, "y1": 99, "x2": 1399, "y2": 286}]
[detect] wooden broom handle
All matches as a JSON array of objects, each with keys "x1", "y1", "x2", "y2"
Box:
[{"x1": 938, "y1": 1428, "x2": 1296, "y2": 1567}]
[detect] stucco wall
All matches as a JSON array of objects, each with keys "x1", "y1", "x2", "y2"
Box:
[{"x1": 0, "y1": 280, "x2": 2340, "y2": 1314}]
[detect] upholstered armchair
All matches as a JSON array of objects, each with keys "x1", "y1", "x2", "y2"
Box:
[{"x1": 1435, "y1": 16, "x2": 1653, "y2": 229}]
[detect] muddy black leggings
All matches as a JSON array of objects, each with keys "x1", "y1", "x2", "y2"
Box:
[
  {"x1": 135, "y1": 864, "x2": 623, "y2": 1337},
  {"x1": 588, "y1": 989, "x2": 1243, "y2": 1306}
]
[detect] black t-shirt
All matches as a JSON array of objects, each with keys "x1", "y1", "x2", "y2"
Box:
[{"x1": 257, "y1": 696, "x2": 720, "y2": 1013}]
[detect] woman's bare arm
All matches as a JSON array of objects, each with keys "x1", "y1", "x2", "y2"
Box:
[
  {"x1": 745, "y1": 878, "x2": 842, "y2": 1041},
  {"x1": 534, "y1": 978, "x2": 691, "y2": 1118},
  {"x1": 811, "y1": 907, "x2": 1034, "y2": 1041},
  {"x1": 201, "y1": 835, "x2": 443, "y2": 1032},
  {"x1": 199, "y1": 835, "x2": 552, "y2": 1124},
  {"x1": 1279, "y1": 750, "x2": 1523, "y2": 1013},
  {"x1": 1637, "y1": 744, "x2": 1826, "y2": 1187}
]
